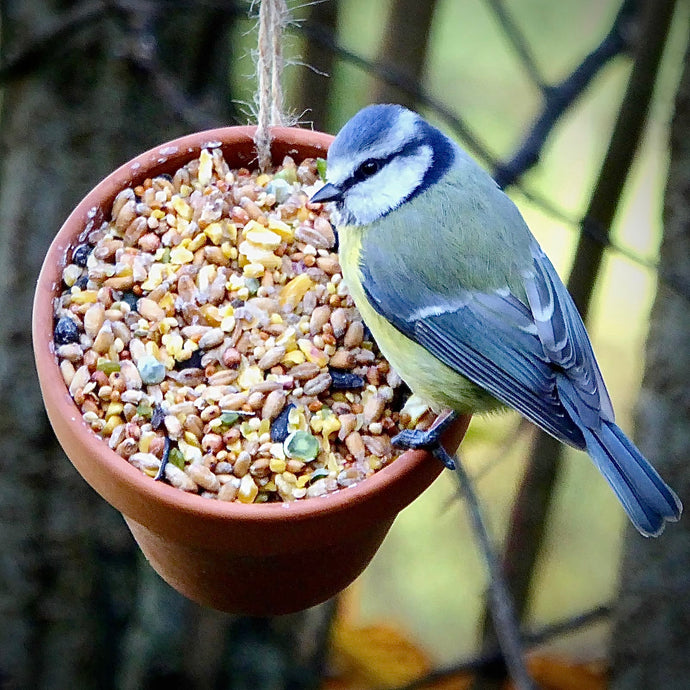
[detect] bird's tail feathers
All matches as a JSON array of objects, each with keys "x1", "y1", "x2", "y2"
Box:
[{"x1": 580, "y1": 421, "x2": 681, "y2": 537}]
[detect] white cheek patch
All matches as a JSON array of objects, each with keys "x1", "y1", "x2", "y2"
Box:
[{"x1": 343, "y1": 146, "x2": 433, "y2": 226}]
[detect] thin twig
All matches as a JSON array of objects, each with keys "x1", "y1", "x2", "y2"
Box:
[
  {"x1": 394, "y1": 604, "x2": 611, "y2": 690},
  {"x1": 493, "y1": 0, "x2": 639, "y2": 188},
  {"x1": 485, "y1": 0, "x2": 546, "y2": 91},
  {"x1": 453, "y1": 458, "x2": 536, "y2": 690}
]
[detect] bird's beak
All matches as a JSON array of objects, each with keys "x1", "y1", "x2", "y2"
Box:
[{"x1": 310, "y1": 182, "x2": 343, "y2": 204}]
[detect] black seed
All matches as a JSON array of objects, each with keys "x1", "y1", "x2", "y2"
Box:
[
  {"x1": 54, "y1": 316, "x2": 80, "y2": 345},
  {"x1": 361, "y1": 323, "x2": 374, "y2": 343},
  {"x1": 271, "y1": 403, "x2": 295, "y2": 443},
  {"x1": 175, "y1": 348, "x2": 204, "y2": 370},
  {"x1": 155, "y1": 436, "x2": 171, "y2": 481},
  {"x1": 75, "y1": 275, "x2": 89, "y2": 290},
  {"x1": 120, "y1": 291, "x2": 139, "y2": 311},
  {"x1": 71, "y1": 244, "x2": 92, "y2": 267},
  {"x1": 151, "y1": 404, "x2": 165, "y2": 430},
  {"x1": 328, "y1": 368, "x2": 365, "y2": 390},
  {"x1": 392, "y1": 379, "x2": 412, "y2": 411}
]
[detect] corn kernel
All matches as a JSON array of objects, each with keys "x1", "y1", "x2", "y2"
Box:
[
  {"x1": 245, "y1": 227, "x2": 281, "y2": 249},
  {"x1": 204, "y1": 222, "x2": 224, "y2": 245},
  {"x1": 243, "y1": 262, "x2": 265, "y2": 278},
  {"x1": 69, "y1": 289, "x2": 98, "y2": 304},
  {"x1": 103, "y1": 414, "x2": 123, "y2": 436},
  {"x1": 178, "y1": 438, "x2": 202, "y2": 463},
  {"x1": 327, "y1": 452, "x2": 339, "y2": 473},
  {"x1": 220, "y1": 315, "x2": 236, "y2": 332},
  {"x1": 279, "y1": 274, "x2": 314, "y2": 308},
  {"x1": 268, "y1": 218, "x2": 294, "y2": 239},
  {"x1": 221, "y1": 241, "x2": 238, "y2": 260},
  {"x1": 238, "y1": 474, "x2": 259, "y2": 503},
  {"x1": 162, "y1": 332, "x2": 184, "y2": 358},
  {"x1": 197, "y1": 264, "x2": 216, "y2": 292},
  {"x1": 63, "y1": 264, "x2": 82, "y2": 287},
  {"x1": 139, "y1": 431, "x2": 156, "y2": 453},
  {"x1": 141, "y1": 263, "x2": 169, "y2": 291},
  {"x1": 198, "y1": 148, "x2": 214, "y2": 185},
  {"x1": 158, "y1": 292, "x2": 176, "y2": 314},
  {"x1": 297, "y1": 339, "x2": 328, "y2": 367},
  {"x1": 171, "y1": 196, "x2": 193, "y2": 221},
  {"x1": 187, "y1": 233, "x2": 207, "y2": 252},
  {"x1": 169, "y1": 245, "x2": 194, "y2": 264},
  {"x1": 184, "y1": 431, "x2": 200, "y2": 447},
  {"x1": 269, "y1": 457, "x2": 287, "y2": 473},
  {"x1": 106, "y1": 402, "x2": 124, "y2": 417},
  {"x1": 296, "y1": 474, "x2": 311, "y2": 489},
  {"x1": 282, "y1": 349, "x2": 305, "y2": 366},
  {"x1": 239, "y1": 240, "x2": 281, "y2": 268},
  {"x1": 238, "y1": 364, "x2": 263, "y2": 390},
  {"x1": 200, "y1": 304, "x2": 222, "y2": 326}
]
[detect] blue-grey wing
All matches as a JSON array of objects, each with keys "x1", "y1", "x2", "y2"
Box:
[
  {"x1": 523, "y1": 242, "x2": 613, "y2": 424},
  {"x1": 360, "y1": 241, "x2": 612, "y2": 448}
]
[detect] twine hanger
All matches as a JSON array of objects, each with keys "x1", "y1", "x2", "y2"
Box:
[{"x1": 254, "y1": 0, "x2": 289, "y2": 172}]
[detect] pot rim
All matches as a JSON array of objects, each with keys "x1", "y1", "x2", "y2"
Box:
[{"x1": 33, "y1": 125, "x2": 469, "y2": 548}]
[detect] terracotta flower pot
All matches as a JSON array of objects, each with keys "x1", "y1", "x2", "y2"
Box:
[{"x1": 32, "y1": 126, "x2": 470, "y2": 616}]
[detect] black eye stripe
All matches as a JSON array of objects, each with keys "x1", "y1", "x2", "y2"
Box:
[{"x1": 342, "y1": 139, "x2": 426, "y2": 192}]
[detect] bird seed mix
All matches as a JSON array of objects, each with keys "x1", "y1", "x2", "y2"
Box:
[{"x1": 53, "y1": 147, "x2": 434, "y2": 503}]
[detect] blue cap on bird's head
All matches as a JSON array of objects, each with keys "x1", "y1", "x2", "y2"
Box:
[{"x1": 327, "y1": 104, "x2": 411, "y2": 161}]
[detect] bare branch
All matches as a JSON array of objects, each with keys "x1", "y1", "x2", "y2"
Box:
[
  {"x1": 452, "y1": 457, "x2": 537, "y2": 690},
  {"x1": 485, "y1": 0, "x2": 546, "y2": 91},
  {"x1": 493, "y1": 0, "x2": 639, "y2": 189},
  {"x1": 394, "y1": 604, "x2": 611, "y2": 690}
]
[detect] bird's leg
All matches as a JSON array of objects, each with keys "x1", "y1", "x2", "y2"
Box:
[{"x1": 392, "y1": 409, "x2": 458, "y2": 469}]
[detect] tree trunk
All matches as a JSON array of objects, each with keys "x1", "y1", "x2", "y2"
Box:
[
  {"x1": 0, "y1": 3, "x2": 334, "y2": 688},
  {"x1": 370, "y1": 0, "x2": 439, "y2": 108},
  {"x1": 294, "y1": 0, "x2": 341, "y2": 131},
  {"x1": 609, "y1": 38, "x2": 690, "y2": 690},
  {"x1": 476, "y1": 1, "x2": 677, "y2": 685}
]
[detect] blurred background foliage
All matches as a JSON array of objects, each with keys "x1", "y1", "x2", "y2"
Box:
[{"x1": 0, "y1": 0, "x2": 688, "y2": 688}]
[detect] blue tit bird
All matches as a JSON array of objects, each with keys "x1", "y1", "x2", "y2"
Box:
[{"x1": 310, "y1": 103, "x2": 681, "y2": 537}]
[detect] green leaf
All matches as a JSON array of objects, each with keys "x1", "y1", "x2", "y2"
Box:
[{"x1": 316, "y1": 158, "x2": 328, "y2": 182}]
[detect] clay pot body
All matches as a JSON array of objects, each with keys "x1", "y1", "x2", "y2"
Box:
[{"x1": 33, "y1": 126, "x2": 470, "y2": 615}]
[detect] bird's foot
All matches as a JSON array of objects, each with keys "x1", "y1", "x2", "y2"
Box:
[{"x1": 392, "y1": 410, "x2": 458, "y2": 469}]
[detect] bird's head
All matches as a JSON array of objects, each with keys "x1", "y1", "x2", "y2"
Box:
[{"x1": 310, "y1": 104, "x2": 456, "y2": 226}]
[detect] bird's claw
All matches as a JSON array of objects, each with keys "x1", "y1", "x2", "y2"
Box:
[{"x1": 392, "y1": 427, "x2": 457, "y2": 470}]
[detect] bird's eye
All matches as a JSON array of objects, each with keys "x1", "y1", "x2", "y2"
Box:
[{"x1": 356, "y1": 160, "x2": 380, "y2": 179}]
